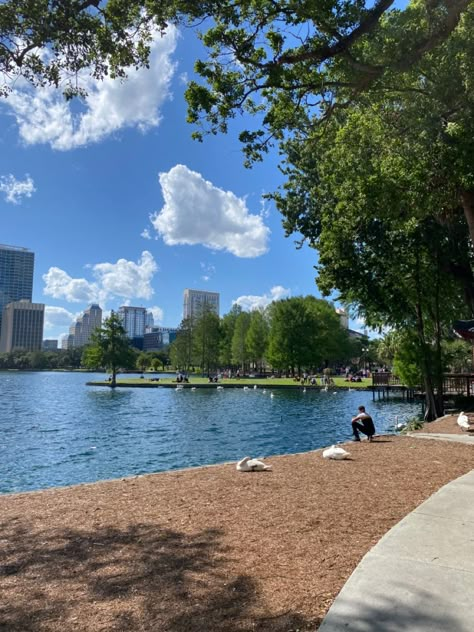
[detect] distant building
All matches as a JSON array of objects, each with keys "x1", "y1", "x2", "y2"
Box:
[
  {"x1": 143, "y1": 327, "x2": 178, "y2": 351},
  {"x1": 336, "y1": 308, "x2": 349, "y2": 329},
  {"x1": 43, "y1": 339, "x2": 58, "y2": 350},
  {"x1": 0, "y1": 244, "x2": 34, "y2": 340},
  {"x1": 118, "y1": 306, "x2": 147, "y2": 338},
  {"x1": 183, "y1": 289, "x2": 219, "y2": 321},
  {"x1": 145, "y1": 311, "x2": 154, "y2": 330},
  {"x1": 0, "y1": 300, "x2": 44, "y2": 352},
  {"x1": 66, "y1": 304, "x2": 102, "y2": 348}
]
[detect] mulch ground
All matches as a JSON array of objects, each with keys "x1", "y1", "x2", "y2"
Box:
[
  {"x1": 414, "y1": 413, "x2": 474, "y2": 434},
  {"x1": 1, "y1": 435, "x2": 474, "y2": 632}
]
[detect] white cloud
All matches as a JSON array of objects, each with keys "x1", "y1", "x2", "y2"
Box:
[
  {"x1": 43, "y1": 305, "x2": 76, "y2": 330},
  {"x1": 151, "y1": 164, "x2": 270, "y2": 258},
  {"x1": 141, "y1": 228, "x2": 152, "y2": 240},
  {"x1": 0, "y1": 174, "x2": 36, "y2": 204},
  {"x1": 148, "y1": 306, "x2": 164, "y2": 324},
  {"x1": 233, "y1": 285, "x2": 291, "y2": 311},
  {"x1": 43, "y1": 251, "x2": 158, "y2": 303},
  {"x1": 3, "y1": 27, "x2": 178, "y2": 150}
]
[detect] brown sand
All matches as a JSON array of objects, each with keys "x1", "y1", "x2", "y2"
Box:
[
  {"x1": 1, "y1": 436, "x2": 473, "y2": 632},
  {"x1": 414, "y1": 413, "x2": 474, "y2": 434}
]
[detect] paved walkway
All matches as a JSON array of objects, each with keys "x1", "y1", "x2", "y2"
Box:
[{"x1": 319, "y1": 437, "x2": 474, "y2": 631}]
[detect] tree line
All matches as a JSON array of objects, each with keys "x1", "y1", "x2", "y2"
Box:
[{"x1": 169, "y1": 296, "x2": 360, "y2": 375}]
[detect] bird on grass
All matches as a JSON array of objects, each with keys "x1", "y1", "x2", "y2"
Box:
[
  {"x1": 322, "y1": 445, "x2": 351, "y2": 460},
  {"x1": 236, "y1": 456, "x2": 273, "y2": 472}
]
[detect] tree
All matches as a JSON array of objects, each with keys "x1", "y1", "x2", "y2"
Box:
[
  {"x1": 219, "y1": 304, "x2": 242, "y2": 367},
  {"x1": 169, "y1": 317, "x2": 194, "y2": 372},
  {"x1": 231, "y1": 311, "x2": 251, "y2": 372},
  {"x1": 245, "y1": 309, "x2": 269, "y2": 373},
  {"x1": 193, "y1": 306, "x2": 221, "y2": 374},
  {"x1": 184, "y1": 0, "x2": 472, "y2": 162},
  {"x1": 0, "y1": 0, "x2": 175, "y2": 97},
  {"x1": 82, "y1": 311, "x2": 135, "y2": 387}
]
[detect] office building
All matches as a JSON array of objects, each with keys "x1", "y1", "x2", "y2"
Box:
[
  {"x1": 0, "y1": 244, "x2": 34, "y2": 339},
  {"x1": 66, "y1": 304, "x2": 102, "y2": 348},
  {"x1": 43, "y1": 339, "x2": 58, "y2": 350},
  {"x1": 143, "y1": 326, "x2": 178, "y2": 351},
  {"x1": 183, "y1": 289, "x2": 219, "y2": 321},
  {"x1": 336, "y1": 308, "x2": 349, "y2": 329},
  {"x1": 0, "y1": 300, "x2": 44, "y2": 352},
  {"x1": 118, "y1": 306, "x2": 147, "y2": 338}
]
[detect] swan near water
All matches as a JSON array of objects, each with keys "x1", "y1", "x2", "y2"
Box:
[
  {"x1": 457, "y1": 412, "x2": 471, "y2": 431},
  {"x1": 236, "y1": 456, "x2": 273, "y2": 472},
  {"x1": 322, "y1": 445, "x2": 351, "y2": 460}
]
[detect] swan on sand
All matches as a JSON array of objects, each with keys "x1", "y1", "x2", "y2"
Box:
[
  {"x1": 236, "y1": 456, "x2": 273, "y2": 472},
  {"x1": 457, "y1": 412, "x2": 471, "y2": 431},
  {"x1": 322, "y1": 445, "x2": 351, "y2": 460}
]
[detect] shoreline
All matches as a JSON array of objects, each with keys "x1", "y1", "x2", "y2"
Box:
[{"x1": 2, "y1": 433, "x2": 473, "y2": 631}]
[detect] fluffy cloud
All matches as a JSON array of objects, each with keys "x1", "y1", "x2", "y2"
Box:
[
  {"x1": 151, "y1": 165, "x2": 270, "y2": 257},
  {"x1": 147, "y1": 306, "x2": 164, "y2": 325},
  {"x1": 3, "y1": 28, "x2": 178, "y2": 150},
  {"x1": 0, "y1": 174, "x2": 36, "y2": 204},
  {"x1": 141, "y1": 228, "x2": 152, "y2": 240},
  {"x1": 43, "y1": 306, "x2": 76, "y2": 331},
  {"x1": 43, "y1": 251, "x2": 158, "y2": 303},
  {"x1": 233, "y1": 285, "x2": 291, "y2": 311}
]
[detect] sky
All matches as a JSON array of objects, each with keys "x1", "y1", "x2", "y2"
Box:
[{"x1": 1, "y1": 25, "x2": 363, "y2": 343}]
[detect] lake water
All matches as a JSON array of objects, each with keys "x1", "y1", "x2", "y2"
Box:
[{"x1": 0, "y1": 371, "x2": 420, "y2": 494}]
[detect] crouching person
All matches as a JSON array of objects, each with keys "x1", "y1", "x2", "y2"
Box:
[{"x1": 351, "y1": 405, "x2": 375, "y2": 442}]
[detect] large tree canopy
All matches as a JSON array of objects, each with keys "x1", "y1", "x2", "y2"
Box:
[{"x1": 1, "y1": 0, "x2": 470, "y2": 104}]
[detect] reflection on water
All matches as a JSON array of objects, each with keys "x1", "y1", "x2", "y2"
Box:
[{"x1": 0, "y1": 372, "x2": 421, "y2": 493}]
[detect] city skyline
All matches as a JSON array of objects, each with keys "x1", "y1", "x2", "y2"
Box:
[{"x1": 1, "y1": 25, "x2": 365, "y2": 343}]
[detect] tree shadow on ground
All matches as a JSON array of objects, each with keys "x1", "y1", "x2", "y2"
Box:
[{"x1": 0, "y1": 516, "x2": 318, "y2": 631}]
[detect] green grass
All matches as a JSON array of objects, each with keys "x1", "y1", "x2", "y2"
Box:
[{"x1": 90, "y1": 376, "x2": 371, "y2": 388}]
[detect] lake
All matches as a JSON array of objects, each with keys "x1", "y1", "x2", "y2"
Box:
[{"x1": 0, "y1": 371, "x2": 420, "y2": 494}]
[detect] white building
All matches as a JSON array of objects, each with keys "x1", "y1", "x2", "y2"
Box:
[
  {"x1": 336, "y1": 308, "x2": 349, "y2": 329},
  {"x1": 66, "y1": 304, "x2": 102, "y2": 348},
  {"x1": 183, "y1": 289, "x2": 220, "y2": 321},
  {"x1": 118, "y1": 306, "x2": 147, "y2": 338}
]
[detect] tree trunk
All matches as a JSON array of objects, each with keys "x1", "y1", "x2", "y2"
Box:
[{"x1": 460, "y1": 189, "x2": 474, "y2": 248}]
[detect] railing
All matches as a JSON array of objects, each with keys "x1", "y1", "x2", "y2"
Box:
[
  {"x1": 373, "y1": 372, "x2": 474, "y2": 396},
  {"x1": 372, "y1": 373, "x2": 403, "y2": 387}
]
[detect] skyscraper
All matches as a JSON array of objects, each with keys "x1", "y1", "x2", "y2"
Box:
[
  {"x1": 0, "y1": 300, "x2": 44, "y2": 352},
  {"x1": 183, "y1": 289, "x2": 220, "y2": 321},
  {"x1": 118, "y1": 306, "x2": 147, "y2": 338},
  {"x1": 66, "y1": 304, "x2": 102, "y2": 348},
  {"x1": 0, "y1": 244, "x2": 34, "y2": 339}
]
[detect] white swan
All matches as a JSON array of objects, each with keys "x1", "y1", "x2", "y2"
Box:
[
  {"x1": 243, "y1": 386, "x2": 249, "y2": 391},
  {"x1": 270, "y1": 392, "x2": 274, "y2": 398},
  {"x1": 253, "y1": 384, "x2": 258, "y2": 390},
  {"x1": 324, "y1": 385, "x2": 328, "y2": 392},
  {"x1": 322, "y1": 445, "x2": 351, "y2": 460},
  {"x1": 457, "y1": 412, "x2": 470, "y2": 431},
  {"x1": 262, "y1": 389, "x2": 267, "y2": 394},
  {"x1": 303, "y1": 387, "x2": 306, "y2": 393},
  {"x1": 175, "y1": 385, "x2": 184, "y2": 391},
  {"x1": 217, "y1": 385, "x2": 224, "y2": 390},
  {"x1": 191, "y1": 387, "x2": 196, "y2": 391},
  {"x1": 236, "y1": 456, "x2": 272, "y2": 472}
]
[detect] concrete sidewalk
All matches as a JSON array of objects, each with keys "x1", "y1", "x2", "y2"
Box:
[{"x1": 319, "y1": 468, "x2": 474, "y2": 631}]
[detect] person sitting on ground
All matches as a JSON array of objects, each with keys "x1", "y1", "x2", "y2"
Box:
[{"x1": 351, "y1": 405, "x2": 376, "y2": 442}]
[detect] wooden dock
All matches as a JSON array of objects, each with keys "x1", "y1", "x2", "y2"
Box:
[{"x1": 372, "y1": 373, "x2": 474, "y2": 402}]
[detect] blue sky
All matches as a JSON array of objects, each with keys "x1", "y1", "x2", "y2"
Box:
[{"x1": 1, "y1": 25, "x2": 361, "y2": 342}]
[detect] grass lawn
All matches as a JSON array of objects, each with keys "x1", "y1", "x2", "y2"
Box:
[{"x1": 89, "y1": 375, "x2": 371, "y2": 388}]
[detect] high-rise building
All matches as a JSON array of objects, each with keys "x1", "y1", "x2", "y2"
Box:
[
  {"x1": 43, "y1": 339, "x2": 58, "y2": 350},
  {"x1": 118, "y1": 306, "x2": 147, "y2": 338},
  {"x1": 0, "y1": 244, "x2": 34, "y2": 339},
  {"x1": 66, "y1": 304, "x2": 102, "y2": 348},
  {"x1": 0, "y1": 300, "x2": 44, "y2": 352},
  {"x1": 183, "y1": 289, "x2": 219, "y2": 321}
]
